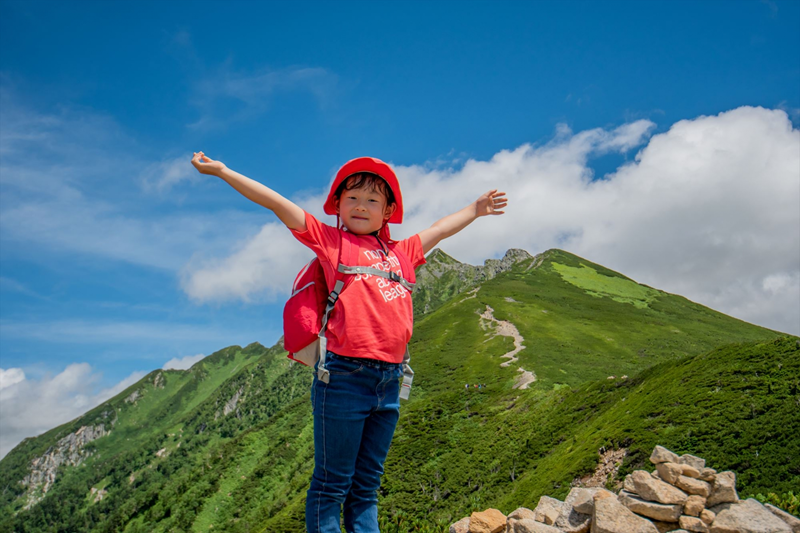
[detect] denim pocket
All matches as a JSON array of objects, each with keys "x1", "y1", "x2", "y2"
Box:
[{"x1": 326, "y1": 355, "x2": 365, "y2": 376}]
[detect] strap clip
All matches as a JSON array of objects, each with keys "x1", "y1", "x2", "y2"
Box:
[
  {"x1": 327, "y1": 291, "x2": 339, "y2": 307},
  {"x1": 399, "y1": 363, "x2": 414, "y2": 400}
]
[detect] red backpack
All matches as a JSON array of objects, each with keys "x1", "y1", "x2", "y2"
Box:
[{"x1": 282, "y1": 231, "x2": 417, "y2": 398}]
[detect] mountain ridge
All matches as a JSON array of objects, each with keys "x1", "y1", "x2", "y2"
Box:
[{"x1": 1, "y1": 247, "x2": 795, "y2": 532}]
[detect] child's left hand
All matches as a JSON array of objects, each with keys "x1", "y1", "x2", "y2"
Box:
[{"x1": 475, "y1": 190, "x2": 507, "y2": 217}]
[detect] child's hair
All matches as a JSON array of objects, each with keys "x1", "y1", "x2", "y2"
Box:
[{"x1": 334, "y1": 173, "x2": 396, "y2": 207}]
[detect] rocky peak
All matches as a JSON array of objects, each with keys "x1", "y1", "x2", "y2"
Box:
[
  {"x1": 481, "y1": 249, "x2": 533, "y2": 280},
  {"x1": 413, "y1": 248, "x2": 537, "y2": 316}
]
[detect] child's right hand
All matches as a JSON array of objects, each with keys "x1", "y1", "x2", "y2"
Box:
[{"x1": 191, "y1": 151, "x2": 227, "y2": 177}]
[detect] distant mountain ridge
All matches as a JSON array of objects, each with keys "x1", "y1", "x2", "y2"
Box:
[
  {"x1": 413, "y1": 248, "x2": 535, "y2": 316},
  {"x1": 1, "y1": 248, "x2": 795, "y2": 533}
]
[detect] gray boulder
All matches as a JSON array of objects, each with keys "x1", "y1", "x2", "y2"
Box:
[
  {"x1": 508, "y1": 518, "x2": 561, "y2": 533},
  {"x1": 533, "y1": 496, "x2": 564, "y2": 526},
  {"x1": 764, "y1": 504, "x2": 800, "y2": 533},
  {"x1": 650, "y1": 445, "x2": 680, "y2": 464},
  {"x1": 706, "y1": 471, "x2": 738, "y2": 507},
  {"x1": 554, "y1": 488, "x2": 592, "y2": 533},
  {"x1": 592, "y1": 494, "x2": 659, "y2": 533},
  {"x1": 710, "y1": 498, "x2": 792, "y2": 533},
  {"x1": 631, "y1": 470, "x2": 689, "y2": 505},
  {"x1": 449, "y1": 516, "x2": 470, "y2": 533},
  {"x1": 618, "y1": 490, "x2": 682, "y2": 522}
]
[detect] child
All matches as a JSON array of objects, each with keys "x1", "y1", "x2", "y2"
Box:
[{"x1": 191, "y1": 152, "x2": 507, "y2": 533}]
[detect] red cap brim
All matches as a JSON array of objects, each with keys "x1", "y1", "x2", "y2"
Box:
[{"x1": 324, "y1": 157, "x2": 403, "y2": 224}]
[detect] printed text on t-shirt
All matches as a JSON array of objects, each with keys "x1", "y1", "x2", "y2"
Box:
[{"x1": 356, "y1": 250, "x2": 409, "y2": 303}]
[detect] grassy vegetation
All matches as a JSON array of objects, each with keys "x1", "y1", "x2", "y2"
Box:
[{"x1": 1, "y1": 248, "x2": 795, "y2": 532}]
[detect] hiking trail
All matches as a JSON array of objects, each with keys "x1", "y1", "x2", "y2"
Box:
[{"x1": 478, "y1": 305, "x2": 536, "y2": 389}]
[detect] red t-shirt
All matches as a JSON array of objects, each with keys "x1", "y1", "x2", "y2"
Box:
[{"x1": 290, "y1": 211, "x2": 427, "y2": 363}]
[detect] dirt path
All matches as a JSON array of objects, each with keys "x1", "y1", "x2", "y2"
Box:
[
  {"x1": 459, "y1": 286, "x2": 481, "y2": 303},
  {"x1": 478, "y1": 305, "x2": 536, "y2": 389}
]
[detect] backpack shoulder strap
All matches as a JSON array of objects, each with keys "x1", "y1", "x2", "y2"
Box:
[
  {"x1": 391, "y1": 245, "x2": 416, "y2": 285},
  {"x1": 317, "y1": 229, "x2": 357, "y2": 383}
]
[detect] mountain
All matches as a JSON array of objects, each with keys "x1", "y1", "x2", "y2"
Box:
[{"x1": 1, "y1": 248, "x2": 795, "y2": 533}]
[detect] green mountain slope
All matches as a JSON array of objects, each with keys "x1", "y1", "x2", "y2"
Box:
[
  {"x1": 1, "y1": 248, "x2": 794, "y2": 533},
  {"x1": 381, "y1": 336, "x2": 799, "y2": 527}
]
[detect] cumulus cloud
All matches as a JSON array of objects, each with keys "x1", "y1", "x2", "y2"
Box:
[
  {"x1": 0, "y1": 368, "x2": 26, "y2": 390},
  {"x1": 183, "y1": 106, "x2": 799, "y2": 335},
  {"x1": 162, "y1": 353, "x2": 206, "y2": 370},
  {"x1": 0, "y1": 365, "x2": 146, "y2": 458},
  {"x1": 180, "y1": 222, "x2": 315, "y2": 303}
]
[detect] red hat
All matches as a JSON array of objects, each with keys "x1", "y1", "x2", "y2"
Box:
[{"x1": 324, "y1": 157, "x2": 404, "y2": 224}]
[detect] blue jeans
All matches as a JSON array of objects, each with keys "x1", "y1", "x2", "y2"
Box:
[{"x1": 306, "y1": 352, "x2": 404, "y2": 533}]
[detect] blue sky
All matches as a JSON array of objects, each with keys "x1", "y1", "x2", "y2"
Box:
[{"x1": 1, "y1": 0, "x2": 799, "y2": 456}]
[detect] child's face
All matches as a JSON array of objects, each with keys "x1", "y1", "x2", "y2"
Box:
[{"x1": 335, "y1": 184, "x2": 396, "y2": 235}]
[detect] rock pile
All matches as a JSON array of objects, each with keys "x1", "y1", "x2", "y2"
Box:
[{"x1": 449, "y1": 445, "x2": 800, "y2": 533}]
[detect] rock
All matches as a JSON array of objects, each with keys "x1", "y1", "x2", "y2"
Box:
[
  {"x1": 533, "y1": 496, "x2": 564, "y2": 525},
  {"x1": 709, "y1": 498, "x2": 793, "y2": 533},
  {"x1": 706, "y1": 471, "x2": 738, "y2": 507},
  {"x1": 469, "y1": 509, "x2": 507, "y2": 533},
  {"x1": 595, "y1": 490, "x2": 615, "y2": 502},
  {"x1": 508, "y1": 508, "x2": 536, "y2": 521},
  {"x1": 684, "y1": 495, "x2": 707, "y2": 516},
  {"x1": 674, "y1": 476, "x2": 712, "y2": 497},
  {"x1": 21, "y1": 424, "x2": 111, "y2": 509},
  {"x1": 592, "y1": 494, "x2": 659, "y2": 533},
  {"x1": 681, "y1": 465, "x2": 701, "y2": 479},
  {"x1": 631, "y1": 470, "x2": 689, "y2": 505},
  {"x1": 624, "y1": 474, "x2": 637, "y2": 493},
  {"x1": 618, "y1": 490, "x2": 682, "y2": 522},
  {"x1": 651, "y1": 521, "x2": 683, "y2": 533},
  {"x1": 223, "y1": 385, "x2": 245, "y2": 416},
  {"x1": 554, "y1": 488, "x2": 592, "y2": 533},
  {"x1": 573, "y1": 488, "x2": 614, "y2": 515},
  {"x1": 700, "y1": 509, "x2": 715, "y2": 525},
  {"x1": 656, "y1": 463, "x2": 684, "y2": 484},
  {"x1": 678, "y1": 454, "x2": 706, "y2": 471},
  {"x1": 450, "y1": 517, "x2": 470, "y2": 533},
  {"x1": 680, "y1": 516, "x2": 710, "y2": 532},
  {"x1": 508, "y1": 519, "x2": 561, "y2": 533},
  {"x1": 124, "y1": 389, "x2": 140, "y2": 403},
  {"x1": 651, "y1": 445, "x2": 680, "y2": 465},
  {"x1": 764, "y1": 503, "x2": 800, "y2": 532},
  {"x1": 698, "y1": 468, "x2": 717, "y2": 482}
]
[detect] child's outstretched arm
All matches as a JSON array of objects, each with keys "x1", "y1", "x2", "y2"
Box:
[
  {"x1": 417, "y1": 190, "x2": 507, "y2": 254},
  {"x1": 191, "y1": 151, "x2": 306, "y2": 231}
]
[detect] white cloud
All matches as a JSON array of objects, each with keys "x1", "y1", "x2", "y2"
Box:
[
  {"x1": 0, "y1": 368, "x2": 26, "y2": 390},
  {"x1": 162, "y1": 353, "x2": 206, "y2": 370},
  {"x1": 0, "y1": 364, "x2": 146, "y2": 459},
  {"x1": 180, "y1": 221, "x2": 314, "y2": 303},
  {"x1": 185, "y1": 106, "x2": 799, "y2": 335}
]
